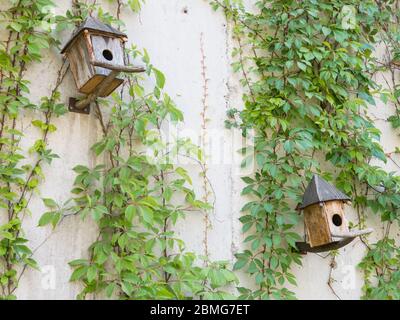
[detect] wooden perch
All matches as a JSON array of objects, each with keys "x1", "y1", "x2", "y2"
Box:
[
  {"x1": 91, "y1": 60, "x2": 146, "y2": 73},
  {"x1": 331, "y1": 228, "x2": 373, "y2": 239}
]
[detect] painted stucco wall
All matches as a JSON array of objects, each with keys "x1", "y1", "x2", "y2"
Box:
[{"x1": 2, "y1": 0, "x2": 398, "y2": 299}]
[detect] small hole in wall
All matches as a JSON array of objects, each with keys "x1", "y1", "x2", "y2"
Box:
[
  {"x1": 102, "y1": 49, "x2": 113, "y2": 61},
  {"x1": 332, "y1": 214, "x2": 342, "y2": 226},
  {"x1": 183, "y1": 7, "x2": 188, "y2": 14}
]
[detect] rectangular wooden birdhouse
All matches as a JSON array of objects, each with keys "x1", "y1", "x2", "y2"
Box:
[
  {"x1": 61, "y1": 17, "x2": 145, "y2": 113},
  {"x1": 61, "y1": 17, "x2": 127, "y2": 97},
  {"x1": 296, "y1": 175, "x2": 373, "y2": 253}
]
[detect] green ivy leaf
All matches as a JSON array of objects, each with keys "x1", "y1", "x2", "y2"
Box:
[
  {"x1": 38, "y1": 212, "x2": 54, "y2": 227},
  {"x1": 153, "y1": 68, "x2": 166, "y2": 89},
  {"x1": 125, "y1": 205, "x2": 136, "y2": 221}
]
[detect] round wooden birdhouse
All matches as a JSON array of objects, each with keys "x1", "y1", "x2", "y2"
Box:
[{"x1": 296, "y1": 174, "x2": 373, "y2": 253}]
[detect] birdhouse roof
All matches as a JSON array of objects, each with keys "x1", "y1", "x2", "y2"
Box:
[
  {"x1": 61, "y1": 16, "x2": 127, "y2": 53},
  {"x1": 298, "y1": 174, "x2": 350, "y2": 210}
]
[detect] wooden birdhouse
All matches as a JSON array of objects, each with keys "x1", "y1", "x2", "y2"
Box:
[
  {"x1": 296, "y1": 175, "x2": 373, "y2": 253},
  {"x1": 61, "y1": 17, "x2": 145, "y2": 113}
]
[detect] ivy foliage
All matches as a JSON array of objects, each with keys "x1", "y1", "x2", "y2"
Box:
[
  {"x1": 375, "y1": 1, "x2": 400, "y2": 130},
  {"x1": 39, "y1": 2, "x2": 238, "y2": 300},
  {"x1": 211, "y1": 0, "x2": 400, "y2": 299},
  {"x1": 2, "y1": 0, "x2": 400, "y2": 300},
  {"x1": 0, "y1": 0, "x2": 67, "y2": 299}
]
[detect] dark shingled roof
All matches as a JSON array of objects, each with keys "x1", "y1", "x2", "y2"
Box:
[
  {"x1": 61, "y1": 16, "x2": 127, "y2": 53},
  {"x1": 298, "y1": 174, "x2": 350, "y2": 210}
]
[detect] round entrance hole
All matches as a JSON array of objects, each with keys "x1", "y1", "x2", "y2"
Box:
[
  {"x1": 102, "y1": 49, "x2": 113, "y2": 61},
  {"x1": 332, "y1": 214, "x2": 342, "y2": 226}
]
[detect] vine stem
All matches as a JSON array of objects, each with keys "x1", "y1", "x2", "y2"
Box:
[
  {"x1": 327, "y1": 255, "x2": 341, "y2": 300},
  {"x1": 0, "y1": 0, "x2": 68, "y2": 297},
  {"x1": 199, "y1": 32, "x2": 212, "y2": 264}
]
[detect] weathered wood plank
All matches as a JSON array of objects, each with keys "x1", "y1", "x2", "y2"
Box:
[
  {"x1": 83, "y1": 30, "x2": 95, "y2": 62},
  {"x1": 67, "y1": 35, "x2": 93, "y2": 91},
  {"x1": 304, "y1": 203, "x2": 331, "y2": 247},
  {"x1": 75, "y1": 70, "x2": 119, "y2": 109},
  {"x1": 91, "y1": 35, "x2": 124, "y2": 76},
  {"x1": 323, "y1": 200, "x2": 348, "y2": 238},
  {"x1": 80, "y1": 75, "x2": 104, "y2": 95}
]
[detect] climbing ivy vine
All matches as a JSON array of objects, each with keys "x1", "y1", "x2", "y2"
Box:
[
  {"x1": 210, "y1": 0, "x2": 400, "y2": 299},
  {"x1": 2, "y1": 0, "x2": 400, "y2": 300},
  {"x1": 38, "y1": 1, "x2": 237, "y2": 300},
  {"x1": 0, "y1": 0, "x2": 67, "y2": 299},
  {"x1": 0, "y1": 0, "x2": 237, "y2": 300}
]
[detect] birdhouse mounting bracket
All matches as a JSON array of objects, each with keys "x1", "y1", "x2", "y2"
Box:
[
  {"x1": 68, "y1": 97, "x2": 91, "y2": 114},
  {"x1": 68, "y1": 60, "x2": 145, "y2": 114}
]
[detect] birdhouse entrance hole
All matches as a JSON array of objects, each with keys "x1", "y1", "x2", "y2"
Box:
[
  {"x1": 102, "y1": 49, "x2": 113, "y2": 61},
  {"x1": 332, "y1": 214, "x2": 342, "y2": 226}
]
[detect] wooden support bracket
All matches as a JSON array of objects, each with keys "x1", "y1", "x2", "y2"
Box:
[
  {"x1": 295, "y1": 237, "x2": 356, "y2": 254},
  {"x1": 69, "y1": 60, "x2": 146, "y2": 114},
  {"x1": 69, "y1": 97, "x2": 91, "y2": 114}
]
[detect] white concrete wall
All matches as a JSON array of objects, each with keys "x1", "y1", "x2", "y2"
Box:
[{"x1": 1, "y1": 0, "x2": 397, "y2": 299}]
